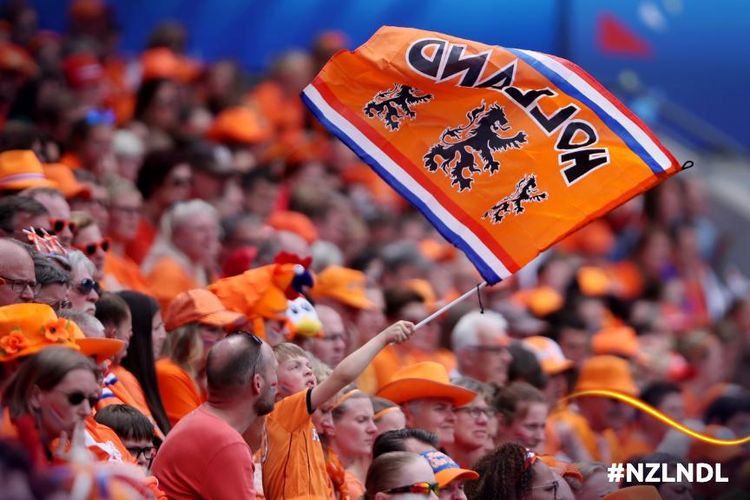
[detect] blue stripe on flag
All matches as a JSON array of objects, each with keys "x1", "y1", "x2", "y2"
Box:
[
  {"x1": 507, "y1": 48, "x2": 663, "y2": 175},
  {"x1": 301, "y1": 89, "x2": 502, "y2": 285}
]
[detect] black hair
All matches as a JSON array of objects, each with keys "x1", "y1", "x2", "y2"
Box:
[
  {"x1": 704, "y1": 393, "x2": 750, "y2": 426},
  {"x1": 0, "y1": 196, "x2": 48, "y2": 232},
  {"x1": 117, "y1": 291, "x2": 171, "y2": 435},
  {"x1": 372, "y1": 428, "x2": 439, "y2": 459},
  {"x1": 640, "y1": 381, "x2": 682, "y2": 410},
  {"x1": 383, "y1": 287, "x2": 424, "y2": 321},
  {"x1": 507, "y1": 342, "x2": 547, "y2": 390},
  {"x1": 135, "y1": 148, "x2": 190, "y2": 200},
  {"x1": 94, "y1": 404, "x2": 154, "y2": 442},
  {"x1": 94, "y1": 292, "x2": 131, "y2": 329}
]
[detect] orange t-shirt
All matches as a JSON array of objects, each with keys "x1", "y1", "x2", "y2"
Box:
[
  {"x1": 125, "y1": 218, "x2": 157, "y2": 265},
  {"x1": 155, "y1": 358, "x2": 203, "y2": 427},
  {"x1": 549, "y1": 408, "x2": 623, "y2": 463},
  {"x1": 102, "y1": 252, "x2": 151, "y2": 294},
  {"x1": 145, "y1": 257, "x2": 200, "y2": 312},
  {"x1": 98, "y1": 365, "x2": 165, "y2": 441},
  {"x1": 152, "y1": 406, "x2": 256, "y2": 499},
  {"x1": 262, "y1": 389, "x2": 330, "y2": 500}
]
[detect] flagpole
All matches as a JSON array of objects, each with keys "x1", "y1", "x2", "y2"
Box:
[{"x1": 415, "y1": 281, "x2": 489, "y2": 330}]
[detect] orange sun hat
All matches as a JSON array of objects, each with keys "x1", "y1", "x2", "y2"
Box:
[
  {"x1": 376, "y1": 361, "x2": 476, "y2": 407},
  {"x1": 310, "y1": 266, "x2": 375, "y2": 310},
  {"x1": 522, "y1": 336, "x2": 574, "y2": 375},
  {"x1": 164, "y1": 289, "x2": 247, "y2": 332},
  {"x1": 0, "y1": 304, "x2": 81, "y2": 361},
  {"x1": 43, "y1": 163, "x2": 92, "y2": 200},
  {"x1": 573, "y1": 355, "x2": 638, "y2": 397},
  {"x1": 0, "y1": 150, "x2": 57, "y2": 191}
]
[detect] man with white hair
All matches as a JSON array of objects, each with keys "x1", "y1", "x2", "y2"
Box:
[
  {"x1": 451, "y1": 310, "x2": 512, "y2": 387},
  {"x1": 142, "y1": 200, "x2": 220, "y2": 309}
]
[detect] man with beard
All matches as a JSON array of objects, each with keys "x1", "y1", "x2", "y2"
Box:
[{"x1": 152, "y1": 332, "x2": 277, "y2": 498}]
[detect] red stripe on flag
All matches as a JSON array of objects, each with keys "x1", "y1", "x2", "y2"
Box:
[{"x1": 312, "y1": 77, "x2": 521, "y2": 273}]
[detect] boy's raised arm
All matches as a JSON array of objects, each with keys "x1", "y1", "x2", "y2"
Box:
[{"x1": 310, "y1": 320, "x2": 415, "y2": 410}]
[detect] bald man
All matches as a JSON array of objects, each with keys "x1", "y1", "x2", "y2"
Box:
[
  {"x1": 0, "y1": 238, "x2": 37, "y2": 306},
  {"x1": 153, "y1": 334, "x2": 278, "y2": 499}
]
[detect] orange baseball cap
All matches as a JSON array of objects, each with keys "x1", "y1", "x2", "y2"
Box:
[
  {"x1": 602, "y1": 486, "x2": 661, "y2": 500},
  {"x1": 592, "y1": 326, "x2": 639, "y2": 359},
  {"x1": 522, "y1": 336, "x2": 574, "y2": 375},
  {"x1": 0, "y1": 42, "x2": 37, "y2": 77},
  {"x1": 0, "y1": 304, "x2": 81, "y2": 361},
  {"x1": 376, "y1": 361, "x2": 476, "y2": 407},
  {"x1": 206, "y1": 106, "x2": 273, "y2": 145},
  {"x1": 574, "y1": 355, "x2": 638, "y2": 397},
  {"x1": 577, "y1": 266, "x2": 610, "y2": 297},
  {"x1": 267, "y1": 211, "x2": 318, "y2": 244},
  {"x1": 164, "y1": 289, "x2": 246, "y2": 332},
  {"x1": 310, "y1": 266, "x2": 375, "y2": 310},
  {"x1": 0, "y1": 150, "x2": 57, "y2": 191},
  {"x1": 513, "y1": 286, "x2": 563, "y2": 317},
  {"x1": 43, "y1": 163, "x2": 92, "y2": 200},
  {"x1": 419, "y1": 450, "x2": 478, "y2": 487}
]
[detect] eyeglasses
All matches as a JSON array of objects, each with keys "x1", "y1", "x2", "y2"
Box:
[
  {"x1": 0, "y1": 275, "x2": 40, "y2": 295},
  {"x1": 126, "y1": 445, "x2": 155, "y2": 461},
  {"x1": 48, "y1": 218, "x2": 77, "y2": 235},
  {"x1": 455, "y1": 406, "x2": 496, "y2": 419},
  {"x1": 76, "y1": 278, "x2": 101, "y2": 296},
  {"x1": 55, "y1": 389, "x2": 99, "y2": 408},
  {"x1": 467, "y1": 344, "x2": 508, "y2": 354},
  {"x1": 74, "y1": 238, "x2": 110, "y2": 256},
  {"x1": 384, "y1": 482, "x2": 440, "y2": 496}
]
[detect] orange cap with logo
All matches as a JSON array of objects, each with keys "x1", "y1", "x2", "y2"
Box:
[
  {"x1": 43, "y1": 163, "x2": 93, "y2": 200},
  {"x1": 0, "y1": 150, "x2": 57, "y2": 191},
  {"x1": 574, "y1": 355, "x2": 638, "y2": 397},
  {"x1": 310, "y1": 266, "x2": 375, "y2": 310},
  {"x1": 0, "y1": 304, "x2": 81, "y2": 361},
  {"x1": 376, "y1": 361, "x2": 476, "y2": 407},
  {"x1": 164, "y1": 288, "x2": 246, "y2": 332},
  {"x1": 419, "y1": 450, "x2": 478, "y2": 487}
]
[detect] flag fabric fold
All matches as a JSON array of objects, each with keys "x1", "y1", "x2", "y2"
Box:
[{"x1": 302, "y1": 26, "x2": 680, "y2": 284}]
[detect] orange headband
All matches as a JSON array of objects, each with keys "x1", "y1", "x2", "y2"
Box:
[
  {"x1": 373, "y1": 406, "x2": 401, "y2": 421},
  {"x1": 333, "y1": 389, "x2": 360, "y2": 409}
]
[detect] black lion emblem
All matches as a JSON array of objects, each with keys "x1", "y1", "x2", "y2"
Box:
[
  {"x1": 363, "y1": 84, "x2": 432, "y2": 131},
  {"x1": 424, "y1": 101, "x2": 527, "y2": 191},
  {"x1": 482, "y1": 174, "x2": 548, "y2": 224}
]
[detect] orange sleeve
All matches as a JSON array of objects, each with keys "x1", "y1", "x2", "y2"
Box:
[
  {"x1": 125, "y1": 219, "x2": 156, "y2": 265},
  {"x1": 156, "y1": 359, "x2": 203, "y2": 427},
  {"x1": 103, "y1": 253, "x2": 152, "y2": 294},
  {"x1": 145, "y1": 258, "x2": 199, "y2": 312}
]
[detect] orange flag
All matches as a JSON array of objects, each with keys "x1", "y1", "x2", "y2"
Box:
[{"x1": 302, "y1": 26, "x2": 681, "y2": 284}]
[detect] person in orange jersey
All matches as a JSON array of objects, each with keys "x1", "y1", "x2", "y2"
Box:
[
  {"x1": 330, "y1": 387, "x2": 378, "y2": 498},
  {"x1": 445, "y1": 377, "x2": 496, "y2": 469},
  {"x1": 157, "y1": 288, "x2": 245, "y2": 427},
  {"x1": 101, "y1": 180, "x2": 150, "y2": 293},
  {"x1": 142, "y1": 200, "x2": 220, "y2": 310},
  {"x1": 554, "y1": 355, "x2": 639, "y2": 464},
  {"x1": 450, "y1": 309, "x2": 512, "y2": 388},
  {"x1": 376, "y1": 361, "x2": 476, "y2": 449},
  {"x1": 262, "y1": 320, "x2": 414, "y2": 500},
  {"x1": 128, "y1": 149, "x2": 193, "y2": 264}
]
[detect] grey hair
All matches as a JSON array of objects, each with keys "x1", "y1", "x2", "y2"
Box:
[
  {"x1": 59, "y1": 309, "x2": 105, "y2": 338},
  {"x1": 159, "y1": 200, "x2": 218, "y2": 241},
  {"x1": 66, "y1": 249, "x2": 96, "y2": 277},
  {"x1": 33, "y1": 255, "x2": 71, "y2": 285},
  {"x1": 310, "y1": 240, "x2": 343, "y2": 273},
  {"x1": 451, "y1": 309, "x2": 508, "y2": 351}
]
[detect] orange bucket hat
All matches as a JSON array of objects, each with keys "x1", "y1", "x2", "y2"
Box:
[
  {"x1": 419, "y1": 450, "x2": 478, "y2": 487},
  {"x1": 376, "y1": 361, "x2": 477, "y2": 407},
  {"x1": 513, "y1": 286, "x2": 563, "y2": 318},
  {"x1": 0, "y1": 304, "x2": 81, "y2": 361},
  {"x1": 522, "y1": 336, "x2": 574, "y2": 375},
  {"x1": 574, "y1": 355, "x2": 638, "y2": 396},
  {"x1": 206, "y1": 106, "x2": 273, "y2": 145},
  {"x1": 602, "y1": 486, "x2": 662, "y2": 500},
  {"x1": 0, "y1": 150, "x2": 57, "y2": 191},
  {"x1": 43, "y1": 163, "x2": 92, "y2": 200},
  {"x1": 266, "y1": 210, "x2": 318, "y2": 244},
  {"x1": 310, "y1": 266, "x2": 375, "y2": 310},
  {"x1": 164, "y1": 289, "x2": 246, "y2": 332},
  {"x1": 592, "y1": 326, "x2": 640, "y2": 359}
]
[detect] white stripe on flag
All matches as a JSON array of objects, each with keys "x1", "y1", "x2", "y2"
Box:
[
  {"x1": 519, "y1": 49, "x2": 673, "y2": 172},
  {"x1": 304, "y1": 84, "x2": 512, "y2": 280}
]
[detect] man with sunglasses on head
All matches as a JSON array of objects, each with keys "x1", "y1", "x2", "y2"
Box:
[
  {"x1": 19, "y1": 187, "x2": 75, "y2": 247},
  {"x1": 152, "y1": 331, "x2": 278, "y2": 499},
  {"x1": 0, "y1": 237, "x2": 37, "y2": 306}
]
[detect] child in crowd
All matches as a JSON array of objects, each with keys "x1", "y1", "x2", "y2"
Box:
[{"x1": 94, "y1": 404, "x2": 156, "y2": 473}]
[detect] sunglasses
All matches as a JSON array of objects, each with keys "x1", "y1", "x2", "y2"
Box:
[
  {"x1": 74, "y1": 238, "x2": 110, "y2": 256},
  {"x1": 384, "y1": 482, "x2": 440, "y2": 496},
  {"x1": 76, "y1": 278, "x2": 101, "y2": 295},
  {"x1": 233, "y1": 330, "x2": 263, "y2": 377},
  {"x1": 49, "y1": 218, "x2": 77, "y2": 235},
  {"x1": 126, "y1": 445, "x2": 155, "y2": 461},
  {"x1": 55, "y1": 389, "x2": 99, "y2": 408}
]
